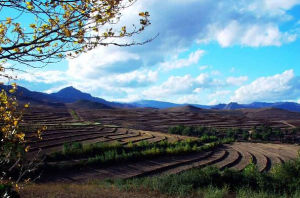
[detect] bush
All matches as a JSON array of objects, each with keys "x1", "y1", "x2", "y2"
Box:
[
  {"x1": 242, "y1": 131, "x2": 249, "y2": 140},
  {"x1": 63, "y1": 142, "x2": 83, "y2": 154},
  {"x1": 168, "y1": 125, "x2": 220, "y2": 137}
]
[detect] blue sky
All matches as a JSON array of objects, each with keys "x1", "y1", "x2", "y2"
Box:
[{"x1": 7, "y1": 0, "x2": 300, "y2": 105}]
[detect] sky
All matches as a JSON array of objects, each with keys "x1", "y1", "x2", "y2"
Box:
[{"x1": 8, "y1": 0, "x2": 300, "y2": 105}]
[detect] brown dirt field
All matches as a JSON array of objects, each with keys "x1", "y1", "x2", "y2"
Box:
[
  {"x1": 39, "y1": 142, "x2": 300, "y2": 183},
  {"x1": 213, "y1": 148, "x2": 241, "y2": 170},
  {"x1": 20, "y1": 105, "x2": 300, "y2": 184},
  {"x1": 159, "y1": 149, "x2": 227, "y2": 176},
  {"x1": 229, "y1": 144, "x2": 253, "y2": 171},
  {"x1": 20, "y1": 184, "x2": 169, "y2": 198},
  {"x1": 71, "y1": 106, "x2": 300, "y2": 137},
  {"x1": 42, "y1": 151, "x2": 214, "y2": 183}
]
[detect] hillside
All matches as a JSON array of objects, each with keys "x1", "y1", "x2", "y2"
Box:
[
  {"x1": 0, "y1": 85, "x2": 131, "y2": 108},
  {"x1": 68, "y1": 100, "x2": 113, "y2": 109},
  {"x1": 2, "y1": 84, "x2": 300, "y2": 112},
  {"x1": 160, "y1": 105, "x2": 203, "y2": 113},
  {"x1": 241, "y1": 107, "x2": 300, "y2": 120}
]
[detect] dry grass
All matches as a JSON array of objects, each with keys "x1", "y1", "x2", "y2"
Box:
[{"x1": 20, "y1": 183, "x2": 169, "y2": 198}]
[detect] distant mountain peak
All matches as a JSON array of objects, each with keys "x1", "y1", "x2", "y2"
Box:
[
  {"x1": 57, "y1": 86, "x2": 84, "y2": 94},
  {"x1": 51, "y1": 86, "x2": 94, "y2": 103},
  {"x1": 162, "y1": 105, "x2": 202, "y2": 112},
  {"x1": 224, "y1": 102, "x2": 242, "y2": 110}
]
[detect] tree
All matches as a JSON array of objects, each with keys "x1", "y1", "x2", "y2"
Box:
[
  {"x1": 0, "y1": 0, "x2": 152, "y2": 194},
  {"x1": 0, "y1": 0, "x2": 153, "y2": 68}
]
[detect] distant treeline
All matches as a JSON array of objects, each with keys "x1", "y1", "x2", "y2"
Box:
[
  {"x1": 168, "y1": 125, "x2": 300, "y2": 143},
  {"x1": 168, "y1": 125, "x2": 243, "y2": 139}
]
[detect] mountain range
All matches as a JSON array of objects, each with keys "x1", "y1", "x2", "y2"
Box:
[{"x1": 1, "y1": 85, "x2": 300, "y2": 112}]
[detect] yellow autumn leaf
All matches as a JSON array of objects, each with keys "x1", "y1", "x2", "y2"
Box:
[
  {"x1": 6, "y1": 17, "x2": 11, "y2": 24},
  {"x1": 13, "y1": 48, "x2": 20, "y2": 52},
  {"x1": 36, "y1": 47, "x2": 42, "y2": 53},
  {"x1": 29, "y1": 24, "x2": 36, "y2": 29},
  {"x1": 64, "y1": 28, "x2": 72, "y2": 37},
  {"x1": 9, "y1": 89, "x2": 16, "y2": 94},
  {"x1": 26, "y1": 1, "x2": 34, "y2": 10},
  {"x1": 16, "y1": 133, "x2": 25, "y2": 141},
  {"x1": 11, "y1": 82, "x2": 17, "y2": 89},
  {"x1": 25, "y1": 146, "x2": 30, "y2": 152}
]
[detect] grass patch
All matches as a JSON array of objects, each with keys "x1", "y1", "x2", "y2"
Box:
[
  {"x1": 69, "y1": 109, "x2": 80, "y2": 120},
  {"x1": 200, "y1": 185, "x2": 229, "y2": 198}
]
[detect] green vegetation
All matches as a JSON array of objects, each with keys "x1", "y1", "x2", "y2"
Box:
[
  {"x1": 168, "y1": 124, "x2": 299, "y2": 143},
  {"x1": 46, "y1": 137, "x2": 234, "y2": 171},
  {"x1": 249, "y1": 125, "x2": 286, "y2": 141},
  {"x1": 168, "y1": 125, "x2": 219, "y2": 137},
  {"x1": 168, "y1": 125, "x2": 242, "y2": 140},
  {"x1": 70, "y1": 110, "x2": 80, "y2": 121},
  {"x1": 111, "y1": 151, "x2": 300, "y2": 197}
]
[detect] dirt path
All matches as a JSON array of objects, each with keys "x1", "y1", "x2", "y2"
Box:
[{"x1": 280, "y1": 120, "x2": 297, "y2": 129}]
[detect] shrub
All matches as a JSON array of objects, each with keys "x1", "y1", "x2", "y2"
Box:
[
  {"x1": 242, "y1": 131, "x2": 249, "y2": 140},
  {"x1": 202, "y1": 185, "x2": 229, "y2": 198}
]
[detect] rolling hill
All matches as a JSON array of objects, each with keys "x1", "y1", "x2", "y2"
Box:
[
  {"x1": 0, "y1": 85, "x2": 131, "y2": 108},
  {"x1": 1, "y1": 84, "x2": 300, "y2": 112}
]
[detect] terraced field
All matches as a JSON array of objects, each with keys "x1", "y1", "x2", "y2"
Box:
[
  {"x1": 42, "y1": 142, "x2": 300, "y2": 183},
  {"x1": 25, "y1": 124, "x2": 185, "y2": 154},
  {"x1": 74, "y1": 106, "x2": 300, "y2": 136},
  {"x1": 22, "y1": 106, "x2": 192, "y2": 154},
  {"x1": 21, "y1": 105, "x2": 300, "y2": 183}
]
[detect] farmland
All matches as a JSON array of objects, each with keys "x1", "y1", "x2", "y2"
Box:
[
  {"x1": 18, "y1": 104, "x2": 300, "y2": 185},
  {"x1": 74, "y1": 105, "x2": 300, "y2": 139}
]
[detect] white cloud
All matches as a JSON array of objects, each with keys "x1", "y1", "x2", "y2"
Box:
[
  {"x1": 67, "y1": 47, "x2": 141, "y2": 79},
  {"x1": 211, "y1": 70, "x2": 221, "y2": 76},
  {"x1": 160, "y1": 50, "x2": 205, "y2": 71},
  {"x1": 177, "y1": 94, "x2": 203, "y2": 104},
  {"x1": 208, "y1": 90, "x2": 232, "y2": 105},
  {"x1": 142, "y1": 73, "x2": 226, "y2": 100},
  {"x1": 264, "y1": 0, "x2": 300, "y2": 11},
  {"x1": 231, "y1": 70, "x2": 300, "y2": 103},
  {"x1": 9, "y1": 0, "x2": 300, "y2": 104},
  {"x1": 199, "y1": 65, "x2": 209, "y2": 71},
  {"x1": 107, "y1": 70, "x2": 158, "y2": 87},
  {"x1": 208, "y1": 21, "x2": 297, "y2": 47},
  {"x1": 66, "y1": 0, "x2": 300, "y2": 82},
  {"x1": 143, "y1": 75, "x2": 196, "y2": 98},
  {"x1": 227, "y1": 76, "x2": 248, "y2": 86},
  {"x1": 208, "y1": 99, "x2": 219, "y2": 106},
  {"x1": 17, "y1": 70, "x2": 66, "y2": 84},
  {"x1": 15, "y1": 67, "x2": 158, "y2": 101}
]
